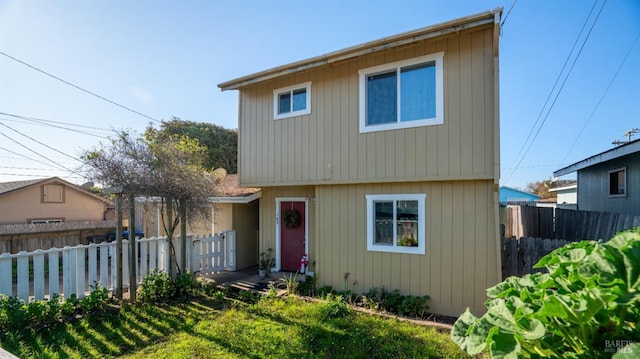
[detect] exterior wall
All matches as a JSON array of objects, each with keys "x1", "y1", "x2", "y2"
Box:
[
  {"x1": 577, "y1": 152, "x2": 640, "y2": 215},
  {"x1": 556, "y1": 188, "x2": 577, "y2": 205},
  {"x1": 258, "y1": 186, "x2": 316, "y2": 271},
  {"x1": 0, "y1": 184, "x2": 108, "y2": 225},
  {"x1": 232, "y1": 201, "x2": 259, "y2": 269},
  {"x1": 238, "y1": 24, "x2": 496, "y2": 187},
  {"x1": 313, "y1": 180, "x2": 500, "y2": 317}
]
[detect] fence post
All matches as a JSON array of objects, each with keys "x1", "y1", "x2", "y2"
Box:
[
  {"x1": 99, "y1": 243, "x2": 109, "y2": 290},
  {"x1": 33, "y1": 249, "x2": 45, "y2": 300},
  {"x1": 75, "y1": 247, "x2": 85, "y2": 299},
  {"x1": 0, "y1": 252, "x2": 12, "y2": 297},
  {"x1": 88, "y1": 243, "x2": 98, "y2": 291},
  {"x1": 17, "y1": 251, "x2": 29, "y2": 302},
  {"x1": 139, "y1": 238, "x2": 148, "y2": 281},
  {"x1": 49, "y1": 248, "x2": 60, "y2": 298},
  {"x1": 122, "y1": 240, "x2": 129, "y2": 291}
]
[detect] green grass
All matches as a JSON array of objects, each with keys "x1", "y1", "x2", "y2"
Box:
[{"x1": 1, "y1": 295, "x2": 468, "y2": 358}]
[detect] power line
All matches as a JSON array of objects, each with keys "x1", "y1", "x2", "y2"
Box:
[
  {"x1": 0, "y1": 165, "x2": 66, "y2": 171},
  {"x1": 0, "y1": 116, "x2": 109, "y2": 138},
  {"x1": 508, "y1": 0, "x2": 600, "y2": 170},
  {"x1": 0, "y1": 121, "x2": 79, "y2": 161},
  {"x1": 0, "y1": 51, "x2": 161, "y2": 123},
  {"x1": 500, "y1": 0, "x2": 518, "y2": 29},
  {"x1": 504, "y1": 0, "x2": 607, "y2": 183},
  {"x1": 0, "y1": 131, "x2": 78, "y2": 174},
  {"x1": 561, "y1": 31, "x2": 640, "y2": 163},
  {"x1": 0, "y1": 146, "x2": 63, "y2": 169},
  {"x1": 0, "y1": 111, "x2": 113, "y2": 132}
]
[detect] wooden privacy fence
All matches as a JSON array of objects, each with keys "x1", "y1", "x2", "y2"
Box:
[
  {"x1": 0, "y1": 231, "x2": 235, "y2": 303},
  {"x1": 501, "y1": 236, "x2": 568, "y2": 279},
  {"x1": 505, "y1": 206, "x2": 640, "y2": 241}
]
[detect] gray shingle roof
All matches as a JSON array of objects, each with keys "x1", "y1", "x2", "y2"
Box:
[{"x1": 0, "y1": 178, "x2": 50, "y2": 196}]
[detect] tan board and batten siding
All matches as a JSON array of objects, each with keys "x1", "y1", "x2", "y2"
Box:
[
  {"x1": 238, "y1": 25, "x2": 495, "y2": 186},
  {"x1": 221, "y1": 9, "x2": 502, "y2": 317}
]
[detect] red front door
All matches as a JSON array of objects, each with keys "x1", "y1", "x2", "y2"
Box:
[{"x1": 280, "y1": 201, "x2": 305, "y2": 272}]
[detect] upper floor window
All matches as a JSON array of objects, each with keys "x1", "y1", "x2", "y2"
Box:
[
  {"x1": 609, "y1": 168, "x2": 626, "y2": 196},
  {"x1": 366, "y1": 193, "x2": 426, "y2": 255},
  {"x1": 273, "y1": 82, "x2": 311, "y2": 120},
  {"x1": 359, "y1": 52, "x2": 444, "y2": 133}
]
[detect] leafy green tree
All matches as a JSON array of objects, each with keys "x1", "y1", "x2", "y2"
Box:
[{"x1": 155, "y1": 117, "x2": 238, "y2": 173}]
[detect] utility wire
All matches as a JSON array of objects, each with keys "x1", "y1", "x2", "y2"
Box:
[
  {"x1": 0, "y1": 146, "x2": 63, "y2": 169},
  {"x1": 0, "y1": 116, "x2": 108, "y2": 138},
  {"x1": 0, "y1": 122, "x2": 79, "y2": 161},
  {"x1": 500, "y1": 0, "x2": 518, "y2": 28},
  {"x1": 0, "y1": 51, "x2": 161, "y2": 123},
  {"x1": 0, "y1": 131, "x2": 78, "y2": 174},
  {"x1": 508, "y1": 0, "x2": 600, "y2": 170},
  {"x1": 0, "y1": 166, "x2": 66, "y2": 171},
  {"x1": 504, "y1": 0, "x2": 607, "y2": 184},
  {"x1": 561, "y1": 31, "x2": 640, "y2": 163},
  {"x1": 0, "y1": 111, "x2": 112, "y2": 132}
]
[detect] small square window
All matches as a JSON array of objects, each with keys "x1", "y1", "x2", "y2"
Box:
[
  {"x1": 359, "y1": 53, "x2": 443, "y2": 133},
  {"x1": 366, "y1": 194, "x2": 426, "y2": 254},
  {"x1": 273, "y1": 82, "x2": 311, "y2": 120},
  {"x1": 609, "y1": 168, "x2": 626, "y2": 196}
]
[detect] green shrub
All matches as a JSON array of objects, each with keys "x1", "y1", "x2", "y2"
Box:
[
  {"x1": 398, "y1": 295, "x2": 430, "y2": 318},
  {"x1": 316, "y1": 293, "x2": 351, "y2": 321},
  {"x1": 138, "y1": 270, "x2": 175, "y2": 302},
  {"x1": 80, "y1": 284, "x2": 111, "y2": 313},
  {"x1": 452, "y1": 228, "x2": 640, "y2": 358}
]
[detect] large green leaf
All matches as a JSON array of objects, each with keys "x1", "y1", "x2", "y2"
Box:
[
  {"x1": 488, "y1": 329, "x2": 521, "y2": 359},
  {"x1": 451, "y1": 308, "x2": 488, "y2": 355}
]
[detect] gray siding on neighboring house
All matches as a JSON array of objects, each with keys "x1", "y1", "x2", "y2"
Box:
[{"x1": 577, "y1": 152, "x2": 640, "y2": 215}]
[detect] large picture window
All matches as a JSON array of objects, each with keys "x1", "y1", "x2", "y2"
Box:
[
  {"x1": 366, "y1": 194, "x2": 426, "y2": 254},
  {"x1": 273, "y1": 82, "x2": 311, "y2": 120},
  {"x1": 359, "y1": 53, "x2": 444, "y2": 133}
]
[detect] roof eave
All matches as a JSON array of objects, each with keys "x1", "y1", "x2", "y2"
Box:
[
  {"x1": 554, "y1": 139, "x2": 640, "y2": 177},
  {"x1": 218, "y1": 8, "x2": 502, "y2": 91}
]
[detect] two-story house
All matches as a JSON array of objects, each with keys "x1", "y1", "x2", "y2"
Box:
[{"x1": 219, "y1": 9, "x2": 502, "y2": 316}]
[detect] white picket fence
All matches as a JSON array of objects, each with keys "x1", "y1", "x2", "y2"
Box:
[{"x1": 0, "y1": 231, "x2": 235, "y2": 303}]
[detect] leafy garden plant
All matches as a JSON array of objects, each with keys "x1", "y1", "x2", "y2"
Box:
[{"x1": 452, "y1": 228, "x2": 640, "y2": 358}]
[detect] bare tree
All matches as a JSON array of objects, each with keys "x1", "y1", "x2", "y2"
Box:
[{"x1": 81, "y1": 129, "x2": 215, "y2": 285}]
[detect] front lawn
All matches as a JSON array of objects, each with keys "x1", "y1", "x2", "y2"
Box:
[{"x1": 1, "y1": 293, "x2": 467, "y2": 358}]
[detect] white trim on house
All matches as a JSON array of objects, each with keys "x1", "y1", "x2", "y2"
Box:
[
  {"x1": 358, "y1": 53, "x2": 444, "y2": 133},
  {"x1": 273, "y1": 82, "x2": 311, "y2": 120},
  {"x1": 208, "y1": 191, "x2": 262, "y2": 204},
  {"x1": 365, "y1": 193, "x2": 426, "y2": 255},
  {"x1": 275, "y1": 197, "x2": 309, "y2": 272}
]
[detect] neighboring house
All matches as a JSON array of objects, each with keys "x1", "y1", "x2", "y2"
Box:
[
  {"x1": 218, "y1": 9, "x2": 502, "y2": 316},
  {"x1": 554, "y1": 139, "x2": 640, "y2": 215},
  {"x1": 548, "y1": 183, "x2": 577, "y2": 210},
  {"x1": 0, "y1": 177, "x2": 112, "y2": 225},
  {"x1": 499, "y1": 186, "x2": 540, "y2": 205},
  {"x1": 142, "y1": 174, "x2": 261, "y2": 270}
]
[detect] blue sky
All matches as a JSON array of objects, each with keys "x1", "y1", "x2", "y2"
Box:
[{"x1": 0, "y1": 0, "x2": 638, "y2": 189}]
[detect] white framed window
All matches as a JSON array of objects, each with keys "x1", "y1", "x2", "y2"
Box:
[
  {"x1": 609, "y1": 167, "x2": 626, "y2": 197},
  {"x1": 273, "y1": 81, "x2": 311, "y2": 120},
  {"x1": 30, "y1": 219, "x2": 64, "y2": 224},
  {"x1": 366, "y1": 193, "x2": 426, "y2": 254},
  {"x1": 359, "y1": 52, "x2": 444, "y2": 133}
]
